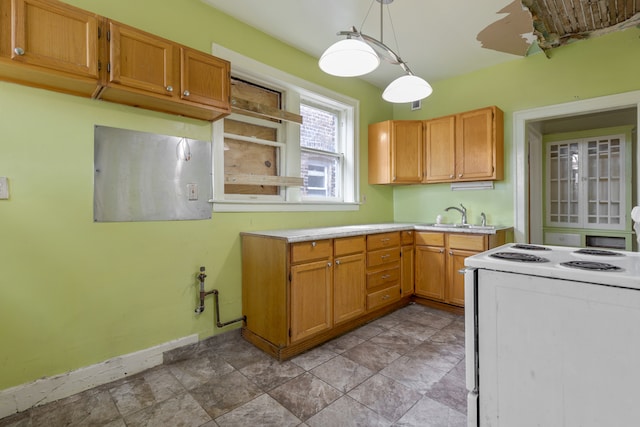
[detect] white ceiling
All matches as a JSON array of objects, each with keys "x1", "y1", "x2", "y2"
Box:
[{"x1": 201, "y1": 0, "x2": 528, "y2": 89}]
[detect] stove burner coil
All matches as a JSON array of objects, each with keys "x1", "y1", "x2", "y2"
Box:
[
  {"x1": 490, "y1": 252, "x2": 550, "y2": 262},
  {"x1": 560, "y1": 261, "x2": 623, "y2": 271},
  {"x1": 512, "y1": 244, "x2": 551, "y2": 251},
  {"x1": 574, "y1": 249, "x2": 624, "y2": 257}
]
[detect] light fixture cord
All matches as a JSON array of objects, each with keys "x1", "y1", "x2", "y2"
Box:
[
  {"x1": 359, "y1": 0, "x2": 376, "y2": 33},
  {"x1": 385, "y1": 3, "x2": 401, "y2": 59}
]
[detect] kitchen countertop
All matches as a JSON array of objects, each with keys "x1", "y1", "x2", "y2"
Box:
[{"x1": 241, "y1": 222, "x2": 513, "y2": 243}]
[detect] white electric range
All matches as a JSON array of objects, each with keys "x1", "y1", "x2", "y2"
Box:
[{"x1": 464, "y1": 243, "x2": 640, "y2": 427}]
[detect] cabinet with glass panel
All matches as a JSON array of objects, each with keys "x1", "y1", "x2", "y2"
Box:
[{"x1": 545, "y1": 130, "x2": 633, "y2": 249}]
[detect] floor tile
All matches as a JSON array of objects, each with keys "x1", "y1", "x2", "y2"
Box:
[
  {"x1": 380, "y1": 356, "x2": 449, "y2": 394},
  {"x1": 238, "y1": 358, "x2": 305, "y2": 392},
  {"x1": 189, "y1": 370, "x2": 263, "y2": 419},
  {"x1": 342, "y1": 341, "x2": 402, "y2": 372},
  {"x1": 168, "y1": 355, "x2": 235, "y2": 390},
  {"x1": 406, "y1": 341, "x2": 464, "y2": 372},
  {"x1": 424, "y1": 370, "x2": 468, "y2": 414},
  {"x1": 310, "y1": 354, "x2": 374, "y2": 393},
  {"x1": 108, "y1": 366, "x2": 184, "y2": 416},
  {"x1": 291, "y1": 346, "x2": 338, "y2": 371},
  {"x1": 214, "y1": 394, "x2": 300, "y2": 427},
  {"x1": 348, "y1": 374, "x2": 422, "y2": 422},
  {"x1": 393, "y1": 395, "x2": 466, "y2": 427},
  {"x1": 31, "y1": 388, "x2": 120, "y2": 427},
  {"x1": 268, "y1": 373, "x2": 342, "y2": 421},
  {"x1": 123, "y1": 392, "x2": 211, "y2": 427},
  {"x1": 306, "y1": 395, "x2": 391, "y2": 427},
  {"x1": 320, "y1": 332, "x2": 365, "y2": 354},
  {"x1": 368, "y1": 329, "x2": 423, "y2": 355}
]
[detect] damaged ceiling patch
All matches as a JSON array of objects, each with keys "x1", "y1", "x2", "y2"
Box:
[{"x1": 477, "y1": 0, "x2": 535, "y2": 56}]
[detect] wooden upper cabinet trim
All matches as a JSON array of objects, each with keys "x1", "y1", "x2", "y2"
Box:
[
  {"x1": 181, "y1": 47, "x2": 230, "y2": 110},
  {"x1": 11, "y1": 0, "x2": 99, "y2": 79},
  {"x1": 107, "y1": 20, "x2": 175, "y2": 96}
]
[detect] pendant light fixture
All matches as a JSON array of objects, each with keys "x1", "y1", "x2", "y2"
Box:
[{"x1": 318, "y1": 0, "x2": 432, "y2": 103}]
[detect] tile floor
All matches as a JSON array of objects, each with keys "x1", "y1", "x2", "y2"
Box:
[{"x1": 0, "y1": 303, "x2": 467, "y2": 427}]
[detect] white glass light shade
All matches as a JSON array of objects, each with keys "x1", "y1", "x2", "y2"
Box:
[
  {"x1": 318, "y1": 39, "x2": 380, "y2": 77},
  {"x1": 382, "y1": 74, "x2": 433, "y2": 103}
]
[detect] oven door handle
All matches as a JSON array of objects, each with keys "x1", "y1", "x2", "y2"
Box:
[{"x1": 465, "y1": 267, "x2": 479, "y2": 393}]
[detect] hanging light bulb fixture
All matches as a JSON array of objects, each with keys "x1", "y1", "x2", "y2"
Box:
[{"x1": 318, "y1": 0, "x2": 432, "y2": 103}]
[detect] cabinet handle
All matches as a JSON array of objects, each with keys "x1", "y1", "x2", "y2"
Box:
[
  {"x1": 335, "y1": 260, "x2": 341, "y2": 265},
  {"x1": 449, "y1": 250, "x2": 453, "y2": 255},
  {"x1": 381, "y1": 274, "x2": 391, "y2": 279},
  {"x1": 166, "y1": 85, "x2": 174, "y2": 92},
  {"x1": 327, "y1": 262, "x2": 332, "y2": 267},
  {"x1": 382, "y1": 294, "x2": 390, "y2": 300},
  {"x1": 183, "y1": 90, "x2": 190, "y2": 97},
  {"x1": 381, "y1": 254, "x2": 390, "y2": 259},
  {"x1": 449, "y1": 174, "x2": 454, "y2": 179},
  {"x1": 14, "y1": 47, "x2": 25, "y2": 56},
  {"x1": 440, "y1": 249, "x2": 445, "y2": 253},
  {"x1": 458, "y1": 173, "x2": 463, "y2": 178},
  {"x1": 458, "y1": 268, "x2": 469, "y2": 274},
  {"x1": 311, "y1": 241, "x2": 317, "y2": 247}
]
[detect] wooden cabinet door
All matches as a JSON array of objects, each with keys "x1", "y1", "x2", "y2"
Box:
[
  {"x1": 180, "y1": 47, "x2": 229, "y2": 110},
  {"x1": 415, "y1": 245, "x2": 446, "y2": 301},
  {"x1": 333, "y1": 253, "x2": 365, "y2": 325},
  {"x1": 108, "y1": 21, "x2": 176, "y2": 97},
  {"x1": 424, "y1": 115, "x2": 456, "y2": 182},
  {"x1": 9, "y1": 0, "x2": 99, "y2": 79},
  {"x1": 456, "y1": 107, "x2": 496, "y2": 181},
  {"x1": 447, "y1": 249, "x2": 478, "y2": 306},
  {"x1": 400, "y1": 245, "x2": 414, "y2": 296},
  {"x1": 290, "y1": 260, "x2": 332, "y2": 343},
  {"x1": 391, "y1": 121, "x2": 423, "y2": 183}
]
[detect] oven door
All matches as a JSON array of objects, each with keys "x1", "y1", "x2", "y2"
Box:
[{"x1": 464, "y1": 267, "x2": 479, "y2": 427}]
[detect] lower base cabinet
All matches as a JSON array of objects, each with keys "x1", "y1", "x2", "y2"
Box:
[
  {"x1": 415, "y1": 230, "x2": 509, "y2": 307},
  {"x1": 241, "y1": 232, "x2": 409, "y2": 361}
]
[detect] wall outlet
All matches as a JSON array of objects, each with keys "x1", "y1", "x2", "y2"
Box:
[{"x1": 0, "y1": 177, "x2": 8, "y2": 199}]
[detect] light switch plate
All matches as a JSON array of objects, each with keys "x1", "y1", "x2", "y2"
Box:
[{"x1": 0, "y1": 177, "x2": 8, "y2": 199}]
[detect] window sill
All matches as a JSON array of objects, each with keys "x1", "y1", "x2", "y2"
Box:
[{"x1": 211, "y1": 200, "x2": 361, "y2": 213}]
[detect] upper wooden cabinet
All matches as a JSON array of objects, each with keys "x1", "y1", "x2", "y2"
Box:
[
  {"x1": 0, "y1": 0, "x2": 101, "y2": 97},
  {"x1": 368, "y1": 106, "x2": 504, "y2": 185},
  {"x1": 99, "y1": 20, "x2": 231, "y2": 121},
  {"x1": 0, "y1": 0, "x2": 230, "y2": 121},
  {"x1": 425, "y1": 106, "x2": 504, "y2": 183},
  {"x1": 368, "y1": 120, "x2": 424, "y2": 184}
]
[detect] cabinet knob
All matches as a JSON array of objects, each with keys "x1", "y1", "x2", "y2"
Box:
[
  {"x1": 183, "y1": 90, "x2": 190, "y2": 97},
  {"x1": 166, "y1": 85, "x2": 173, "y2": 92},
  {"x1": 14, "y1": 47, "x2": 25, "y2": 56},
  {"x1": 449, "y1": 174, "x2": 454, "y2": 179},
  {"x1": 458, "y1": 174, "x2": 463, "y2": 178},
  {"x1": 335, "y1": 260, "x2": 341, "y2": 265},
  {"x1": 311, "y1": 241, "x2": 317, "y2": 247},
  {"x1": 327, "y1": 262, "x2": 332, "y2": 267},
  {"x1": 440, "y1": 249, "x2": 445, "y2": 253},
  {"x1": 449, "y1": 250, "x2": 453, "y2": 255}
]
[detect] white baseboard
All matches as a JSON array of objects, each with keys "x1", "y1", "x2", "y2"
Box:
[{"x1": 0, "y1": 334, "x2": 198, "y2": 419}]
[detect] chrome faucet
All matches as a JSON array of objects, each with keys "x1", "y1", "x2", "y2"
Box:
[
  {"x1": 481, "y1": 212, "x2": 487, "y2": 227},
  {"x1": 445, "y1": 203, "x2": 467, "y2": 225}
]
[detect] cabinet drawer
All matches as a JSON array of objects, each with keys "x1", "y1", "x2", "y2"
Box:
[
  {"x1": 367, "y1": 248, "x2": 400, "y2": 268},
  {"x1": 401, "y1": 230, "x2": 415, "y2": 245},
  {"x1": 335, "y1": 235, "x2": 366, "y2": 256},
  {"x1": 448, "y1": 234, "x2": 486, "y2": 251},
  {"x1": 367, "y1": 232, "x2": 400, "y2": 251},
  {"x1": 367, "y1": 265, "x2": 400, "y2": 290},
  {"x1": 367, "y1": 284, "x2": 401, "y2": 311},
  {"x1": 415, "y1": 232, "x2": 445, "y2": 247},
  {"x1": 291, "y1": 240, "x2": 332, "y2": 263}
]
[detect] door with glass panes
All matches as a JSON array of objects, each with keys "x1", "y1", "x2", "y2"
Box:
[{"x1": 546, "y1": 134, "x2": 626, "y2": 230}]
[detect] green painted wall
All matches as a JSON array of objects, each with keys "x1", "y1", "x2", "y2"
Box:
[
  {"x1": 1, "y1": 0, "x2": 639, "y2": 392},
  {"x1": 0, "y1": 0, "x2": 394, "y2": 390},
  {"x1": 392, "y1": 27, "x2": 640, "y2": 227}
]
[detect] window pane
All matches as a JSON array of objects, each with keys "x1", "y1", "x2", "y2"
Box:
[
  {"x1": 300, "y1": 104, "x2": 338, "y2": 153},
  {"x1": 301, "y1": 151, "x2": 339, "y2": 198}
]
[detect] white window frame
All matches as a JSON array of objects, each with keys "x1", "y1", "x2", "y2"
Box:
[{"x1": 211, "y1": 44, "x2": 360, "y2": 212}]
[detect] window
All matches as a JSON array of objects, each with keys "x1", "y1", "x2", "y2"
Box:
[
  {"x1": 211, "y1": 45, "x2": 359, "y2": 212},
  {"x1": 300, "y1": 103, "x2": 343, "y2": 200}
]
